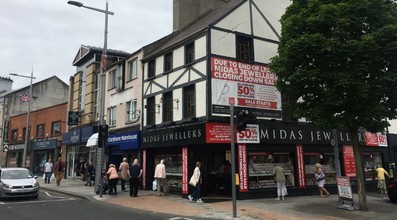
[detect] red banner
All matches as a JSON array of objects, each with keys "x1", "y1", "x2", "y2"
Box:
[
  {"x1": 238, "y1": 144, "x2": 248, "y2": 192},
  {"x1": 142, "y1": 149, "x2": 146, "y2": 190},
  {"x1": 182, "y1": 147, "x2": 188, "y2": 194},
  {"x1": 296, "y1": 144, "x2": 306, "y2": 188},
  {"x1": 343, "y1": 145, "x2": 356, "y2": 177},
  {"x1": 206, "y1": 122, "x2": 234, "y2": 143}
]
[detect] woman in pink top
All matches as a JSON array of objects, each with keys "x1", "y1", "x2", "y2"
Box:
[{"x1": 107, "y1": 164, "x2": 119, "y2": 195}]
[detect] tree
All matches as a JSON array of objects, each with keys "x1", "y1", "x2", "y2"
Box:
[{"x1": 270, "y1": 0, "x2": 397, "y2": 211}]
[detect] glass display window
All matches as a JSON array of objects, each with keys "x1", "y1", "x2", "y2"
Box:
[
  {"x1": 248, "y1": 152, "x2": 295, "y2": 189},
  {"x1": 363, "y1": 153, "x2": 382, "y2": 181},
  {"x1": 304, "y1": 152, "x2": 336, "y2": 186},
  {"x1": 155, "y1": 154, "x2": 182, "y2": 189}
]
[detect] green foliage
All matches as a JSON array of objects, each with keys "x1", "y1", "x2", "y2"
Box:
[{"x1": 270, "y1": 0, "x2": 397, "y2": 132}]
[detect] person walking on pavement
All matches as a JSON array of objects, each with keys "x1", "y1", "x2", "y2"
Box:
[
  {"x1": 376, "y1": 165, "x2": 390, "y2": 194},
  {"x1": 188, "y1": 161, "x2": 203, "y2": 203},
  {"x1": 119, "y1": 158, "x2": 130, "y2": 192},
  {"x1": 273, "y1": 161, "x2": 287, "y2": 200},
  {"x1": 85, "y1": 161, "x2": 95, "y2": 187},
  {"x1": 314, "y1": 163, "x2": 330, "y2": 197},
  {"x1": 53, "y1": 157, "x2": 65, "y2": 186},
  {"x1": 154, "y1": 159, "x2": 167, "y2": 196},
  {"x1": 44, "y1": 159, "x2": 53, "y2": 184},
  {"x1": 107, "y1": 164, "x2": 119, "y2": 195},
  {"x1": 128, "y1": 159, "x2": 143, "y2": 197}
]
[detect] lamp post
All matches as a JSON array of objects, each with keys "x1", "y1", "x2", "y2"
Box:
[
  {"x1": 68, "y1": 0, "x2": 113, "y2": 197},
  {"x1": 10, "y1": 71, "x2": 35, "y2": 168}
]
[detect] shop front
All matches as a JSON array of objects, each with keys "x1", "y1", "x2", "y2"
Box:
[
  {"x1": 31, "y1": 139, "x2": 59, "y2": 175},
  {"x1": 107, "y1": 131, "x2": 140, "y2": 169},
  {"x1": 5, "y1": 142, "x2": 30, "y2": 168},
  {"x1": 62, "y1": 126, "x2": 97, "y2": 178}
]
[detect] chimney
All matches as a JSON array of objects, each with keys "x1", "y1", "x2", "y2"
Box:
[{"x1": 173, "y1": 0, "x2": 232, "y2": 31}]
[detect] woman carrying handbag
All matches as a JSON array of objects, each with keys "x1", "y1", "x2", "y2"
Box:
[{"x1": 188, "y1": 161, "x2": 203, "y2": 203}]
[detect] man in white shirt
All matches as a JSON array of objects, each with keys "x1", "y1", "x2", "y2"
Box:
[
  {"x1": 44, "y1": 159, "x2": 53, "y2": 184},
  {"x1": 154, "y1": 159, "x2": 167, "y2": 196}
]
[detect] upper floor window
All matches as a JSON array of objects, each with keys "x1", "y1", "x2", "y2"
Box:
[
  {"x1": 127, "y1": 59, "x2": 138, "y2": 81},
  {"x1": 127, "y1": 100, "x2": 138, "y2": 122},
  {"x1": 162, "y1": 92, "x2": 173, "y2": 122},
  {"x1": 52, "y1": 121, "x2": 61, "y2": 136},
  {"x1": 183, "y1": 85, "x2": 196, "y2": 118},
  {"x1": 109, "y1": 69, "x2": 117, "y2": 89},
  {"x1": 22, "y1": 127, "x2": 30, "y2": 140},
  {"x1": 148, "y1": 59, "x2": 156, "y2": 79},
  {"x1": 11, "y1": 129, "x2": 18, "y2": 142},
  {"x1": 185, "y1": 42, "x2": 195, "y2": 65},
  {"x1": 37, "y1": 124, "x2": 45, "y2": 138},
  {"x1": 236, "y1": 35, "x2": 253, "y2": 62},
  {"x1": 146, "y1": 96, "x2": 155, "y2": 125},
  {"x1": 79, "y1": 71, "x2": 86, "y2": 112},
  {"x1": 164, "y1": 52, "x2": 173, "y2": 72},
  {"x1": 108, "y1": 106, "x2": 117, "y2": 126}
]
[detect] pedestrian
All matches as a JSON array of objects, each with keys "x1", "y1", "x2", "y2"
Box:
[
  {"x1": 376, "y1": 165, "x2": 390, "y2": 194},
  {"x1": 44, "y1": 159, "x2": 53, "y2": 184},
  {"x1": 119, "y1": 157, "x2": 130, "y2": 192},
  {"x1": 273, "y1": 161, "x2": 287, "y2": 200},
  {"x1": 154, "y1": 159, "x2": 167, "y2": 196},
  {"x1": 128, "y1": 159, "x2": 143, "y2": 197},
  {"x1": 314, "y1": 163, "x2": 330, "y2": 197},
  {"x1": 53, "y1": 157, "x2": 65, "y2": 186},
  {"x1": 188, "y1": 161, "x2": 203, "y2": 203},
  {"x1": 85, "y1": 161, "x2": 95, "y2": 187},
  {"x1": 107, "y1": 164, "x2": 119, "y2": 195}
]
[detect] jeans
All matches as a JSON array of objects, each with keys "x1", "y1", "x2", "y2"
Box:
[
  {"x1": 45, "y1": 172, "x2": 52, "y2": 183},
  {"x1": 120, "y1": 178, "x2": 127, "y2": 191},
  {"x1": 191, "y1": 183, "x2": 201, "y2": 200},
  {"x1": 129, "y1": 177, "x2": 140, "y2": 197}
]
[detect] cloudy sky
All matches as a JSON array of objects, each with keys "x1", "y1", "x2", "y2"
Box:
[{"x1": 0, "y1": 0, "x2": 172, "y2": 89}]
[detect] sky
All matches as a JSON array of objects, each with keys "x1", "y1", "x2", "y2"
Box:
[
  {"x1": 0, "y1": 0, "x2": 172, "y2": 89},
  {"x1": 2, "y1": 0, "x2": 397, "y2": 135}
]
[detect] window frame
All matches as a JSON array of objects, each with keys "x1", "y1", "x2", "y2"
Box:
[
  {"x1": 164, "y1": 52, "x2": 173, "y2": 73},
  {"x1": 127, "y1": 58, "x2": 138, "y2": 81},
  {"x1": 108, "y1": 106, "x2": 117, "y2": 126},
  {"x1": 185, "y1": 42, "x2": 195, "y2": 65},
  {"x1": 162, "y1": 92, "x2": 173, "y2": 122},
  {"x1": 126, "y1": 100, "x2": 138, "y2": 122},
  {"x1": 109, "y1": 69, "x2": 117, "y2": 89},
  {"x1": 236, "y1": 35, "x2": 254, "y2": 62},
  {"x1": 36, "y1": 124, "x2": 45, "y2": 138},
  {"x1": 148, "y1": 59, "x2": 156, "y2": 79},
  {"x1": 51, "y1": 121, "x2": 61, "y2": 136},
  {"x1": 11, "y1": 129, "x2": 18, "y2": 142},
  {"x1": 146, "y1": 97, "x2": 155, "y2": 125},
  {"x1": 183, "y1": 84, "x2": 196, "y2": 119}
]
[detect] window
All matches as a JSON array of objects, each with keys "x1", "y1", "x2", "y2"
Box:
[
  {"x1": 183, "y1": 85, "x2": 196, "y2": 118},
  {"x1": 146, "y1": 97, "x2": 155, "y2": 125},
  {"x1": 164, "y1": 52, "x2": 173, "y2": 72},
  {"x1": 79, "y1": 71, "x2": 86, "y2": 111},
  {"x1": 127, "y1": 59, "x2": 138, "y2": 81},
  {"x1": 162, "y1": 92, "x2": 173, "y2": 122},
  {"x1": 148, "y1": 59, "x2": 156, "y2": 79},
  {"x1": 236, "y1": 35, "x2": 253, "y2": 62},
  {"x1": 116, "y1": 69, "x2": 123, "y2": 91},
  {"x1": 11, "y1": 129, "x2": 18, "y2": 142},
  {"x1": 185, "y1": 43, "x2": 195, "y2": 64},
  {"x1": 109, "y1": 69, "x2": 117, "y2": 89},
  {"x1": 52, "y1": 121, "x2": 61, "y2": 136},
  {"x1": 36, "y1": 124, "x2": 45, "y2": 138},
  {"x1": 108, "y1": 107, "x2": 117, "y2": 126},
  {"x1": 127, "y1": 100, "x2": 138, "y2": 122},
  {"x1": 23, "y1": 127, "x2": 30, "y2": 140}
]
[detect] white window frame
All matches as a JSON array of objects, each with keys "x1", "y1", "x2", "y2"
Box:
[
  {"x1": 126, "y1": 100, "x2": 138, "y2": 122},
  {"x1": 108, "y1": 106, "x2": 117, "y2": 126},
  {"x1": 109, "y1": 69, "x2": 117, "y2": 89},
  {"x1": 127, "y1": 59, "x2": 138, "y2": 81}
]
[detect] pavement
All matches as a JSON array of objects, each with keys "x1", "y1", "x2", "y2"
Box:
[{"x1": 37, "y1": 176, "x2": 397, "y2": 220}]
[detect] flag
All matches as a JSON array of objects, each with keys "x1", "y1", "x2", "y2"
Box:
[
  {"x1": 19, "y1": 94, "x2": 30, "y2": 102},
  {"x1": 101, "y1": 48, "x2": 107, "y2": 73}
]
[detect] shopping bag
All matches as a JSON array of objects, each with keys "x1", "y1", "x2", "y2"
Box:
[
  {"x1": 42, "y1": 174, "x2": 46, "y2": 180},
  {"x1": 189, "y1": 175, "x2": 196, "y2": 187},
  {"x1": 152, "y1": 180, "x2": 157, "y2": 191},
  {"x1": 50, "y1": 173, "x2": 55, "y2": 181}
]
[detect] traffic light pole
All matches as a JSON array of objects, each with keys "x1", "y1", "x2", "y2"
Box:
[{"x1": 230, "y1": 103, "x2": 237, "y2": 218}]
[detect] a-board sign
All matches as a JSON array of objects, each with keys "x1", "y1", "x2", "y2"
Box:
[{"x1": 336, "y1": 176, "x2": 353, "y2": 201}]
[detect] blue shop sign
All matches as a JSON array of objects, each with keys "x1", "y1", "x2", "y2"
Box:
[
  {"x1": 62, "y1": 128, "x2": 81, "y2": 145},
  {"x1": 108, "y1": 131, "x2": 140, "y2": 150},
  {"x1": 32, "y1": 139, "x2": 57, "y2": 150}
]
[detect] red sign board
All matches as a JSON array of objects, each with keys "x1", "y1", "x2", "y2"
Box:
[
  {"x1": 238, "y1": 144, "x2": 248, "y2": 192},
  {"x1": 343, "y1": 145, "x2": 356, "y2": 177},
  {"x1": 142, "y1": 149, "x2": 146, "y2": 190},
  {"x1": 206, "y1": 122, "x2": 234, "y2": 143},
  {"x1": 296, "y1": 144, "x2": 306, "y2": 188},
  {"x1": 182, "y1": 147, "x2": 188, "y2": 194}
]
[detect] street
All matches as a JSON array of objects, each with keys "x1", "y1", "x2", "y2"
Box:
[{"x1": 0, "y1": 190, "x2": 195, "y2": 220}]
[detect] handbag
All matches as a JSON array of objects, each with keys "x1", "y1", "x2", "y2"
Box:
[{"x1": 189, "y1": 175, "x2": 197, "y2": 187}]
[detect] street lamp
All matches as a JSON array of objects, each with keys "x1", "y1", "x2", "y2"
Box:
[
  {"x1": 68, "y1": 0, "x2": 113, "y2": 197},
  {"x1": 9, "y1": 71, "x2": 36, "y2": 168}
]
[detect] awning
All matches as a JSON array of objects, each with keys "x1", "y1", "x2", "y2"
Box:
[{"x1": 86, "y1": 133, "x2": 98, "y2": 147}]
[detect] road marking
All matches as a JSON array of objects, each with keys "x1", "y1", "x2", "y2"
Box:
[
  {"x1": 0, "y1": 198, "x2": 75, "y2": 205},
  {"x1": 168, "y1": 218, "x2": 194, "y2": 220},
  {"x1": 45, "y1": 191, "x2": 66, "y2": 199}
]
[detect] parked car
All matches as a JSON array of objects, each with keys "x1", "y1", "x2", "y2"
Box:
[
  {"x1": 388, "y1": 179, "x2": 397, "y2": 203},
  {"x1": 0, "y1": 167, "x2": 40, "y2": 199}
]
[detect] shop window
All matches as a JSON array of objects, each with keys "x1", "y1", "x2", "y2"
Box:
[
  {"x1": 162, "y1": 92, "x2": 173, "y2": 122},
  {"x1": 155, "y1": 154, "x2": 182, "y2": 190},
  {"x1": 248, "y1": 152, "x2": 294, "y2": 189},
  {"x1": 363, "y1": 153, "x2": 382, "y2": 181},
  {"x1": 304, "y1": 153, "x2": 336, "y2": 186},
  {"x1": 52, "y1": 121, "x2": 61, "y2": 136},
  {"x1": 37, "y1": 124, "x2": 45, "y2": 138},
  {"x1": 183, "y1": 84, "x2": 196, "y2": 119},
  {"x1": 236, "y1": 35, "x2": 253, "y2": 62}
]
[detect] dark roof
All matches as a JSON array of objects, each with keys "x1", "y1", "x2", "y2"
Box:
[
  {"x1": 72, "y1": 45, "x2": 130, "y2": 66},
  {"x1": 142, "y1": 0, "x2": 245, "y2": 61}
]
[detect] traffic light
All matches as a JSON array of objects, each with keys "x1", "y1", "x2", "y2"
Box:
[
  {"x1": 236, "y1": 110, "x2": 248, "y2": 132},
  {"x1": 98, "y1": 124, "x2": 109, "y2": 148}
]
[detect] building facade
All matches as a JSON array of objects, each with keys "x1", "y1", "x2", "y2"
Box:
[{"x1": 0, "y1": 76, "x2": 13, "y2": 166}]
